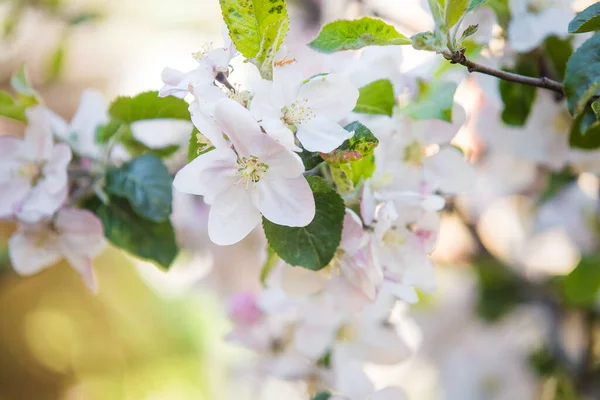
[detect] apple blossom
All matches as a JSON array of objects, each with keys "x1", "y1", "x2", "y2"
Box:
[
  {"x1": 173, "y1": 98, "x2": 315, "y2": 245},
  {"x1": 251, "y1": 63, "x2": 359, "y2": 152},
  {"x1": 0, "y1": 107, "x2": 71, "y2": 223},
  {"x1": 8, "y1": 208, "x2": 106, "y2": 292}
]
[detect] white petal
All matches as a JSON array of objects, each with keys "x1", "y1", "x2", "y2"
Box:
[
  {"x1": 256, "y1": 176, "x2": 315, "y2": 227},
  {"x1": 56, "y1": 208, "x2": 106, "y2": 258},
  {"x1": 208, "y1": 186, "x2": 261, "y2": 245},
  {"x1": 273, "y1": 64, "x2": 304, "y2": 106},
  {"x1": 415, "y1": 104, "x2": 466, "y2": 145},
  {"x1": 250, "y1": 80, "x2": 286, "y2": 120},
  {"x1": 0, "y1": 179, "x2": 30, "y2": 219},
  {"x1": 341, "y1": 209, "x2": 365, "y2": 251},
  {"x1": 214, "y1": 98, "x2": 268, "y2": 156},
  {"x1": 297, "y1": 116, "x2": 353, "y2": 153},
  {"x1": 361, "y1": 183, "x2": 377, "y2": 225},
  {"x1": 17, "y1": 184, "x2": 67, "y2": 223},
  {"x1": 69, "y1": 89, "x2": 109, "y2": 157},
  {"x1": 293, "y1": 323, "x2": 335, "y2": 359},
  {"x1": 61, "y1": 249, "x2": 99, "y2": 293},
  {"x1": 131, "y1": 119, "x2": 193, "y2": 149},
  {"x1": 281, "y1": 265, "x2": 327, "y2": 297},
  {"x1": 424, "y1": 147, "x2": 476, "y2": 193},
  {"x1": 42, "y1": 143, "x2": 71, "y2": 192},
  {"x1": 260, "y1": 118, "x2": 300, "y2": 152},
  {"x1": 371, "y1": 387, "x2": 408, "y2": 400},
  {"x1": 262, "y1": 146, "x2": 305, "y2": 178},
  {"x1": 173, "y1": 148, "x2": 238, "y2": 200},
  {"x1": 9, "y1": 226, "x2": 62, "y2": 276},
  {"x1": 300, "y1": 73, "x2": 359, "y2": 121},
  {"x1": 24, "y1": 107, "x2": 54, "y2": 161}
]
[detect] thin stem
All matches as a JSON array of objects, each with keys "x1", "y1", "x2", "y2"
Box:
[{"x1": 443, "y1": 50, "x2": 564, "y2": 94}]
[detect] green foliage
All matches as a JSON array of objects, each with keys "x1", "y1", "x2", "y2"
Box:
[
  {"x1": 46, "y1": 44, "x2": 66, "y2": 82},
  {"x1": 411, "y1": 31, "x2": 447, "y2": 52},
  {"x1": 93, "y1": 197, "x2": 179, "y2": 269},
  {"x1": 260, "y1": 246, "x2": 279, "y2": 287},
  {"x1": 543, "y1": 36, "x2": 573, "y2": 81},
  {"x1": 109, "y1": 91, "x2": 190, "y2": 123},
  {"x1": 298, "y1": 150, "x2": 324, "y2": 171},
  {"x1": 311, "y1": 392, "x2": 332, "y2": 400},
  {"x1": 187, "y1": 128, "x2": 215, "y2": 162},
  {"x1": 569, "y1": 106, "x2": 600, "y2": 149},
  {"x1": 537, "y1": 168, "x2": 576, "y2": 204},
  {"x1": 263, "y1": 176, "x2": 345, "y2": 271},
  {"x1": 564, "y1": 33, "x2": 600, "y2": 117},
  {"x1": 499, "y1": 58, "x2": 538, "y2": 126},
  {"x1": 330, "y1": 153, "x2": 376, "y2": 194},
  {"x1": 0, "y1": 91, "x2": 27, "y2": 122},
  {"x1": 568, "y1": 2, "x2": 600, "y2": 34},
  {"x1": 0, "y1": 67, "x2": 42, "y2": 122},
  {"x1": 466, "y1": 0, "x2": 490, "y2": 12},
  {"x1": 354, "y1": 79, "x2": 396, "y2": 116},
  {"x1": 474, "y1": 256, "x2": 524, "y2": 321},
  {"x1": 400, "y1": 79, "x2": 457, "y2": 122},
  {"x1": 320, "y1": 121, "x2": 379, "y2": 165},
  {"x1": 97, "y1": 122, "x2": 181, "y2": 159},
  {"x1": 105, "y1": 154, "x2": 173, "y2": 223},
  {"x1": 446, "y1": 0, "x2": 470, "y2": 28},
  {"x1": 563, "y1": 255, "x2": 600, "y2": 307},
  {"x1": 309, "y1": 17, "x2": 411, "y2": 54},
  {"x1": 427, "y1": 0, "x2": 447, "y2": 30},
  {"x1": 11, "y1": 65, "x2": 38, "y2": 98},
  {"x1": 459, "y1": 24, "x2": 479, "y2": 43},
  {"x1": 219, "y1": 0, "x2": 288, "y2": 65},
  {"x1": 593, "y1": 100, "x2": 600, "y2": 120}
]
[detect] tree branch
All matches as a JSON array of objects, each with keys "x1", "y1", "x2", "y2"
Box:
[{"x1": 444, "y1": 50, "x2": 564, "y2": 94}]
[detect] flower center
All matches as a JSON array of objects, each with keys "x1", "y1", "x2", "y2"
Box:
[
  {"x1": 324, "y1": 248, "x2": 345, "y2": 276},
  {"x1": 227, "y1": 86, "x2": 250, "y2": 107},
  {"x1": 403, "y1": 140, "x2": 425, "y2": 165},
  {"x1": 16, "y1": 160, "x2": 43, "y2": 186},
  {"x1": 192, "y1": 42, "x2": 214, "y2": 62},
  {"x1": 236, "y1": 156, "x2": 268, "y2": 189},
  {"x1": 282, "y1": 98, "x2": 315, "y2": 125},
  {"x1": 195, "y1": 132, "x2": 213, "y2": 154},
  {"x1": 382, "y1": 226, "x2": 406, "y2": 246}
]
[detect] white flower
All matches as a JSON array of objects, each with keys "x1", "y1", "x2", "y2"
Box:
[
  {"x1": 251, "y1": 64, "x2": 359, "y2": 153},
  {"x1": 173, "y1": 98, "x2": 315, "y2": 245},
  {"x1": 0, "y1": 107, "x2": 72, "y2": 223},
  {"x1": 47, "y1": 89, "x2": 109, "y2": 158},
  {"x1": 9, "y1": 208, "x2": 106, "y2": 292},
  {"x1": 507, "y1": 0, "x2": 574, "y2": 53}
]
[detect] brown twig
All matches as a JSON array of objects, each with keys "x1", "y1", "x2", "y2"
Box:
[{"x1": 444, "y1": 49, "x2": 564, "y2": 94}]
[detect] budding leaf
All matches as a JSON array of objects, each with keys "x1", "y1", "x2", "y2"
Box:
[
  {"x1": 109, "y1": 91, "x2": 190, "y2": 122},
  {"x1": 219, "y1": 0, "x2": 289, "y2": 63},
  {"x1": 499, "y1": 58, "x2": 538, "y2": 126},
  {"x1": 0, "y1": 90, "x2": 27, "y2": 122},
  {"x1": 563, "y1": 255, "x2": 600, "y2": 307},
  {"x1": 466, "y1": 0, "x2": 490, "y2": 13},
  {"x1": 459, "y1": 24, "x2": 479, "y2": 42},
  {"x1": 263, "y1": 176, "x2": 345, "y2": 271},
  {"x1": 446, "y1": 0, "x2": 470, "y2": 28},
  {"x1": 105, "y1": 154, "x2": 173, "y2": 222},
  {"x1": 568, "y1": 2, "x2": 600, "y2": 34},
  {"x1": 569, "y1": 105, "x2": 600, "y2": 149},
  {"x1": 564, "y1": 33, "x2": 600, "y2": 117},
  {"x1": 309, "y1": 17, "x2": 411, "y2": 54},
  {"x1": 400, "y1": 79, "x2": 457, "y2": 122},
  {"x1": 94, "y1": 197, "x2": 179, "y2": 269},
  {"x1": 354, "y1": 79, "x2": 396, "y2": 116},
  {"x1": 320, "y1": 121, "x2": 379, "y2": 165},
  {"x1": 593, "y1": 100, "x2": 600, "y2": 121},
  {"x1": 411, "y1": 31, "x2": 446, "y2": 52}
]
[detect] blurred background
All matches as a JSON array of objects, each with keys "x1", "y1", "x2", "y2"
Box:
[{"x1": 1, "y1": 0, "x2": 600, "y2": 399}]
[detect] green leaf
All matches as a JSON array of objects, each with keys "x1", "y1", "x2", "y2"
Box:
[
  {"x1": 568, "y1": 2, "x2": 600, "y2": 34},
  {"x1": 537, "y1": 168, "x2": 575, "y2": 204},
  {"x1": 0, "y1": 90, "x2": 27, "y2": 122},
  {"x1": 446, "y1": 0, "x2": 470, "y2": 28},
  {"x1": 68, "y1": 11, "x2": 103, "y2": 26},
  {"x1": 97, "y1": 121, "x2": 180, "y2": 159},
  {"x1": 593, "y1": 100, "x2": 600, "y2": 120},
  {"x1": 427, "y1": 0, "x2": 447, "y2": 29},
  {"x1": 309, "y1": 17, "x2": 411, "y2": 54},
  {"x1": 187, "y1": 128, "x2": 215, "y2": 162},
  {"x1": 219, "y1": 0, "x2": 289, "y2": 63},
  {"x1": 543, "y1": 36, "x2": 573, "y2": 81},
  {"x1": 466, "y1": 0, "x2": 490, "y2": 13},
  {"x1": 330, "y1": 152, "x2": 376, "y2": 193},
  {"x1": 260, "y1": 246, "x2": 279, "y2": 287},
  {"x1": 569, "y1": 105, "x2": 600, "y2": 149},
  {"x1": 411, "y1": 31, "x2": 447, "y2": 52},
  {"x1": 564, "y1": 33, "x2": 600, "y2": 117},
  {"x1": 46, "y1": 44, "x2": 65, "y2": 82},
  {"x1": 11, "y1": 65, "x2": 38, "y2": 97},
  {"x1": 499, "y1": 58, "x2": 538, "y2": 126},
  {"x1": 298, "y1": 150, "x2": 324, "y2": 171},
  {"x1": 400, "y1": 79, "x2": 457, "y2": 122},
  {"x1": 311, "y1": 392, "x2": 332, "y2": 400},
  {"x1": 459, "y1": 24, "x2": 479, "y2": 43},
  {"x1": 263, "y1": 176, "x2": 345, "y2": 271},
  {"x1": 109, "y1": 91, "x2": 190, "y2": 123},
  {"x1": 354, "y1": 79, "x2": 396, "y2": 116},
  {"x1": 563, "y1": 255, "x2": 600, "y2": 307},
  {"x1": 474, "y1": 255, "x2": 524, "y2": 321},
  {"x1": 105, "y1": 154, "x2": 173, "y2": 222},
  {"x1": 95, "y1": 197, "x2": 179, "y2": 269},
  {"x1": 320, "y1": 121, "x2": 379, "y2": 165}
]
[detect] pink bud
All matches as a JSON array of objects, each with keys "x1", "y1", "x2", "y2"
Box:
[{"x1": 228, "y1": 292, "x2": 261, "y2": 327}]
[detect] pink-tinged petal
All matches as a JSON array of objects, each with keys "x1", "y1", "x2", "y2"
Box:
[
  {"x1": 131, "y1": 119, "x2": 193, "y2": 149},
  {"x1": 46, "y1": 110, "x2": 70, "y2": 141},
  {"x1": 260, "y1": 118, "x2": 300, "y2": 152},
  {"x1": 341, "y1": 209, "x2": 364, "y2": 251},
  {"x1": 361, "y1": 183, "x2": 376, "y2": 225},
  {"x1": 332, "y1": 349, "x2": 374, "y2": 399},
  {"x1": 256, "y1": 176, "x2": 315, "y2": 227},
  {"x1": 281, "y1": 265, "x2": 327, "y2": 297},
  {"x1": 214, "y1": 98, "x2": 267, "y2": 156},
  {"x1": 228, "y1": 292, "x2": 261, "y2": 327},
  {"x1": 414, "y1": 211, "x2": 440, "y2": 253},
  {"x1": 340, "y1": 257, "x2": 376, "y2": 301},
  {"x1": 371, "y1": 387, "x2": 408, "y2": 400},
  {"x1": 42, "y1": 143, "x2": 71, "y2": 192},
  {"x1": 60, "y1": 248, "x2": 98, "y2": 293},
  {"x1": 208, "y1": 185, "x2": 261, "y2": 245},
  {"x1": 55, "y1": 208, "x2": 106, "y2": 257},
  {"x1": 0, "y1": 135, "x2": 23, "y2": 161},
  {"x1": 188, "y1": 91, "x2": 229, "y2": 149},
  {"x1": 173, "y1": 148, "x2": 238, "y2": 200},
  {"x1": 293, "y1": 323, "x2": 336, "y2": 359},
  {"x1": 250, "y1": 80, "x2": 285, "y2": 120},
  {"x1": 424, "y1": 147, "x2": 476, "y2": 194},
  {"x1": 17, "y1": 184, "x2": 67, "y2": 223},
  {"x1": 300, "y1": 73, "x2": 359, "y2": 121},
  {"x1": 161, "y1": 67, "x2": 186, "y2": 86},
  {"x1": 415, "y1": 104, "x2": 466, "y2": 145},
  {"x1": 261, "y1": 146, "x2": 305, "y2": 178},
  {"x1": 296, "y1": 116, "x2": 353, "y2": 153},
  {"x1": 24, "y1": 107, "x2": 54, "y2": 161},
  {"x1": 8, "y1": 225, "x2": 62, "y2": 276},
  {"x1": 0, "y1": 179, "x2": 30, "y2": 219}
]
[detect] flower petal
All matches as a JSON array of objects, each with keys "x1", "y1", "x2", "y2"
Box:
[
  {"x1": 260, "y1": 118, "x2": 300, "y2": 152},
  {"x1": 214, "y1": 98, "x2": 267, "y2": 156},
  {"x1": 17, "y1": 184, "x2": 68, "y2": 223},
  {"x1": 42, "y1": 143, "x2": 71, "y2": 192},
  {"x1": 173, "y1": 148, "x2": 238, "y2": 201},
  {"x1": 0, "y1": 179, "x2": 30, "y2": 219},
  {"x1": 56, "y1": 208, "x2": 106, "y2": 258},
  {"x1": 300, "y1": 73, "x2": 359, "y2": 121},
  {"x1": 262, "y1": 146, "x2": 305, "y2": 178},
  {"x1": 341, "y1": 209, "x2": 365, "y2": 251},
  {"x1": 131, "y1": 119, "x2": 193, "y2": 149},
  {"x1": 208, "y1": 185, "x2": 261, "y2": 245},
  {"x1": 297, "y1": 116, "x2": 353, "y2": 153},
  {"x1": 424, "y1": 147, "x2": 476, "y2": 193},
  {"x1": 9, "y1": 225, "x2": 62, "y2": 276},
  {"x1": 256, "y1": 176, "x2": 315, "y2": 227},
  {"x1": 24, "y1": 107, "x2": 54, "y2": 161},
  {"x1": 69, "y1": 89, "x2": 109, "y2": 157}
]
